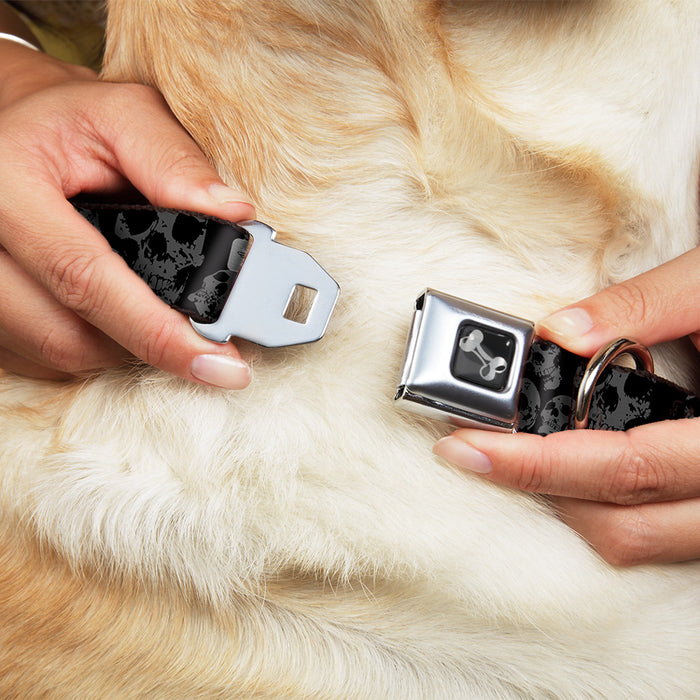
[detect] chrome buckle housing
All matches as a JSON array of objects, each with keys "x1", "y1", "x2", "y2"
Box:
[
  {"x1": 395, "y1": 289, "x2": 535, "y2": 432},
  {"x1": 191, "y1": 221, "x2": 339, "y2": 347}
]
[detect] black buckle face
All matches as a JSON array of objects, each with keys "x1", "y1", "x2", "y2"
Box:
[
  {"x1": 451, "y1": 323, "x2": 517, "y2": 391},
  {"x1": 395, "y1": 289, "x2": 535, "y2": 432}
]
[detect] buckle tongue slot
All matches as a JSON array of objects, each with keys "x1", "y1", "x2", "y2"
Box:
[{"x1": 283, "y1": 284, "x2": 319, "y2": 324}]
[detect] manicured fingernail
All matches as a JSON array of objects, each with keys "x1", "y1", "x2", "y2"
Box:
[
  {"x1": 538, "y1": 308, "x2": 594, "y2": 341},
  {"x1": 190, "y1": 354, "x2": 250, "y2": 389},
  {"x1": 207, "y1": 183, "x2": 252, "y2": 206},
  {"x1": 433, "y1": 436, "x2": 492, "y2": 474}
]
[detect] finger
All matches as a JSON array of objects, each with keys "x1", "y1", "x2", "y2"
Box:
[
  {"x1": 535, "y1": 246, "x2": 700, "y2": 356},
  {"x1": 0, "y1": 249, "x2": 127, "y2": 372},
  {"x1": 0, "y1": 346, "x2": 74, "y2": 381},
  {"x1": 553, "y1": 496, "x2": 700, "y2": 566},
  {"x1": 433, "y1": 417, "x2": 700, "y2": 505},
  {"x1": 0, "y1": 84, "x2": 253, "y2": 388},
  {"x1": 79, "y1": 83, "x2": 256, "y2": 221},
  {"x1": 1, "y1": 192, "x2": 251, "y2": 388},
  {"x1": 0, "y1": 80, "x2": 254, "y2": 221}
]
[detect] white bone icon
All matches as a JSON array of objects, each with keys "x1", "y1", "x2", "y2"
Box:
[{"x1": 459, "y1": 329, "x2": 508, "y2": 381}]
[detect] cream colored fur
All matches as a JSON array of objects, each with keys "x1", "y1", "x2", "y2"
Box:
[{"x1": 1, "y1": 0, "x2": 699, "y2": 696}]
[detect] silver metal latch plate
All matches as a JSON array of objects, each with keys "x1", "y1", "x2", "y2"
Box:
[{"x1": 191, "y1": 221, "x2": 339, "y2": 347}]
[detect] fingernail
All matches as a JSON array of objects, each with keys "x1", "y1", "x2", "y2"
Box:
[
  {"x1": 207, "y1": 183, "x2": 252, "y2": 206},
  {"x1": 538, "y1": 307, "x2": 594, "y2": 341},
  {"x1": 190, "y1": 354, "x2": 250, "y2": 389},
  {"x1": 433, "y1": 436, "x2": 493, "y2": 474}
]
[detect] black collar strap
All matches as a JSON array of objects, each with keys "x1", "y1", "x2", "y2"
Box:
[
  {"x1": 74, "y1": 209, "x2": 697, "y2": 435},
  {"x1": 75, "y1": 202, "x2": 339, "y2": 347},
  {"x1": 519, "y1": 337, "x2": 699, "y2": 434},
  {"x1": 395, "y1": 289, "x2": 700, "y2": 435}
]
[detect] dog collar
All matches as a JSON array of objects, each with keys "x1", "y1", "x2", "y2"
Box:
[
  {"x1": 72, "y1": 208, "x2": 698, "y2": 434},
  {"x1": 75, "y1": 202, "x2": 339, "y2": 347},
  {"x1": 395, "y1": 289, "x2": 700, "y2": 435}
]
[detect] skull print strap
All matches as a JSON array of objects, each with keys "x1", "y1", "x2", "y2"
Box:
[
  {"x1": 75, "y1": 202, "x2": 248, "y2": 324},
  {"x1": 395, "y1": 289, "x2": 700, "y2": 435},
  {"x1": 74, "y1": 202, "x2": 339, "y2": 347},
  {"x1": 519, "y1": 338, "x2": 700, "y2": 435}
]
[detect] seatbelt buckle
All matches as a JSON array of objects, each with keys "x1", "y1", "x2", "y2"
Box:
[
  {"x1": 191, "y1": 221, "x2": 339, "y2": 347},
  {"x1": 395, "y1": 289, "x2": 535, "y2": 432}
]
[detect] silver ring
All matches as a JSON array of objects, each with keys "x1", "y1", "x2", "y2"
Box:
[{"x1": 573, "y1": 338, "x2": 654, "y2": 430}]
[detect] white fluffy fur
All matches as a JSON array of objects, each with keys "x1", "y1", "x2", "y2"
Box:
[{"x1": 1, "y1": 0, "x2": 699, "y2": 696}]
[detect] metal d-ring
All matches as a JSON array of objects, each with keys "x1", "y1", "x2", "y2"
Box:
[{"x1": 573, "y1": 338, "x2": 654, "y2": 430}]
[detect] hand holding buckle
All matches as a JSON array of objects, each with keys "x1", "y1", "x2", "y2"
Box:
[
  {"x1": 396, "y1": 289, "x2": 698, "y2": 434},
  {"x1": 75, "y1": 203, "x2": 339, "y2": 349}
]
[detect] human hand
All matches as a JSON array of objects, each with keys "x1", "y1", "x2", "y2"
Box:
[
  {"x1": 434, "y1": 246, "x2": 700, "y2": 566},
  {"x1": 0, "y1": 39, "x2": 255, "y2": 387}
]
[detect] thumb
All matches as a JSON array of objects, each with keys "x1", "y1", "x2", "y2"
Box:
[{"x1": 536, "y1": 246, "x2": 700, "y2": 356}]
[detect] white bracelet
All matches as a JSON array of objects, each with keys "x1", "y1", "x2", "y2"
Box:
[{"x1": 0, "y1": 32, "x2": 40, "y2": 51}]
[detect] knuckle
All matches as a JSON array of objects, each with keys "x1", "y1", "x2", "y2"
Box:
[
  {"x1": 149, "y1": 146, "x2": 213, "y2": 210},
  {"x1": 604, "y1": 437, "x2": 667, "y2": 505},
  {"x1": 38, "y1": 327, "x2": 88, "y2": 374},
  {"x1": 595, "y1": 507, "x2": 659, "y2": 567},
  {"x1": 513, "y1": 445, "x2": 549, "y2": 492},
  {"x1": 48, "y1": 250, "x2": 107, "y2": 317},
  {"x1": 135, "y1": 313, "x2": 178, "y2": 369},
  {"x1": 604, "y1": 280, "x2": 650, "y2": 328},
  {"x1": 158, "y1": 147, "x2": 206, "y2": 183}
]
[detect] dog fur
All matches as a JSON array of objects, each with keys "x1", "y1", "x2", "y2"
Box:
[{"x1": 1, "y1": 0, "x2": 700, "y2": 696}]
